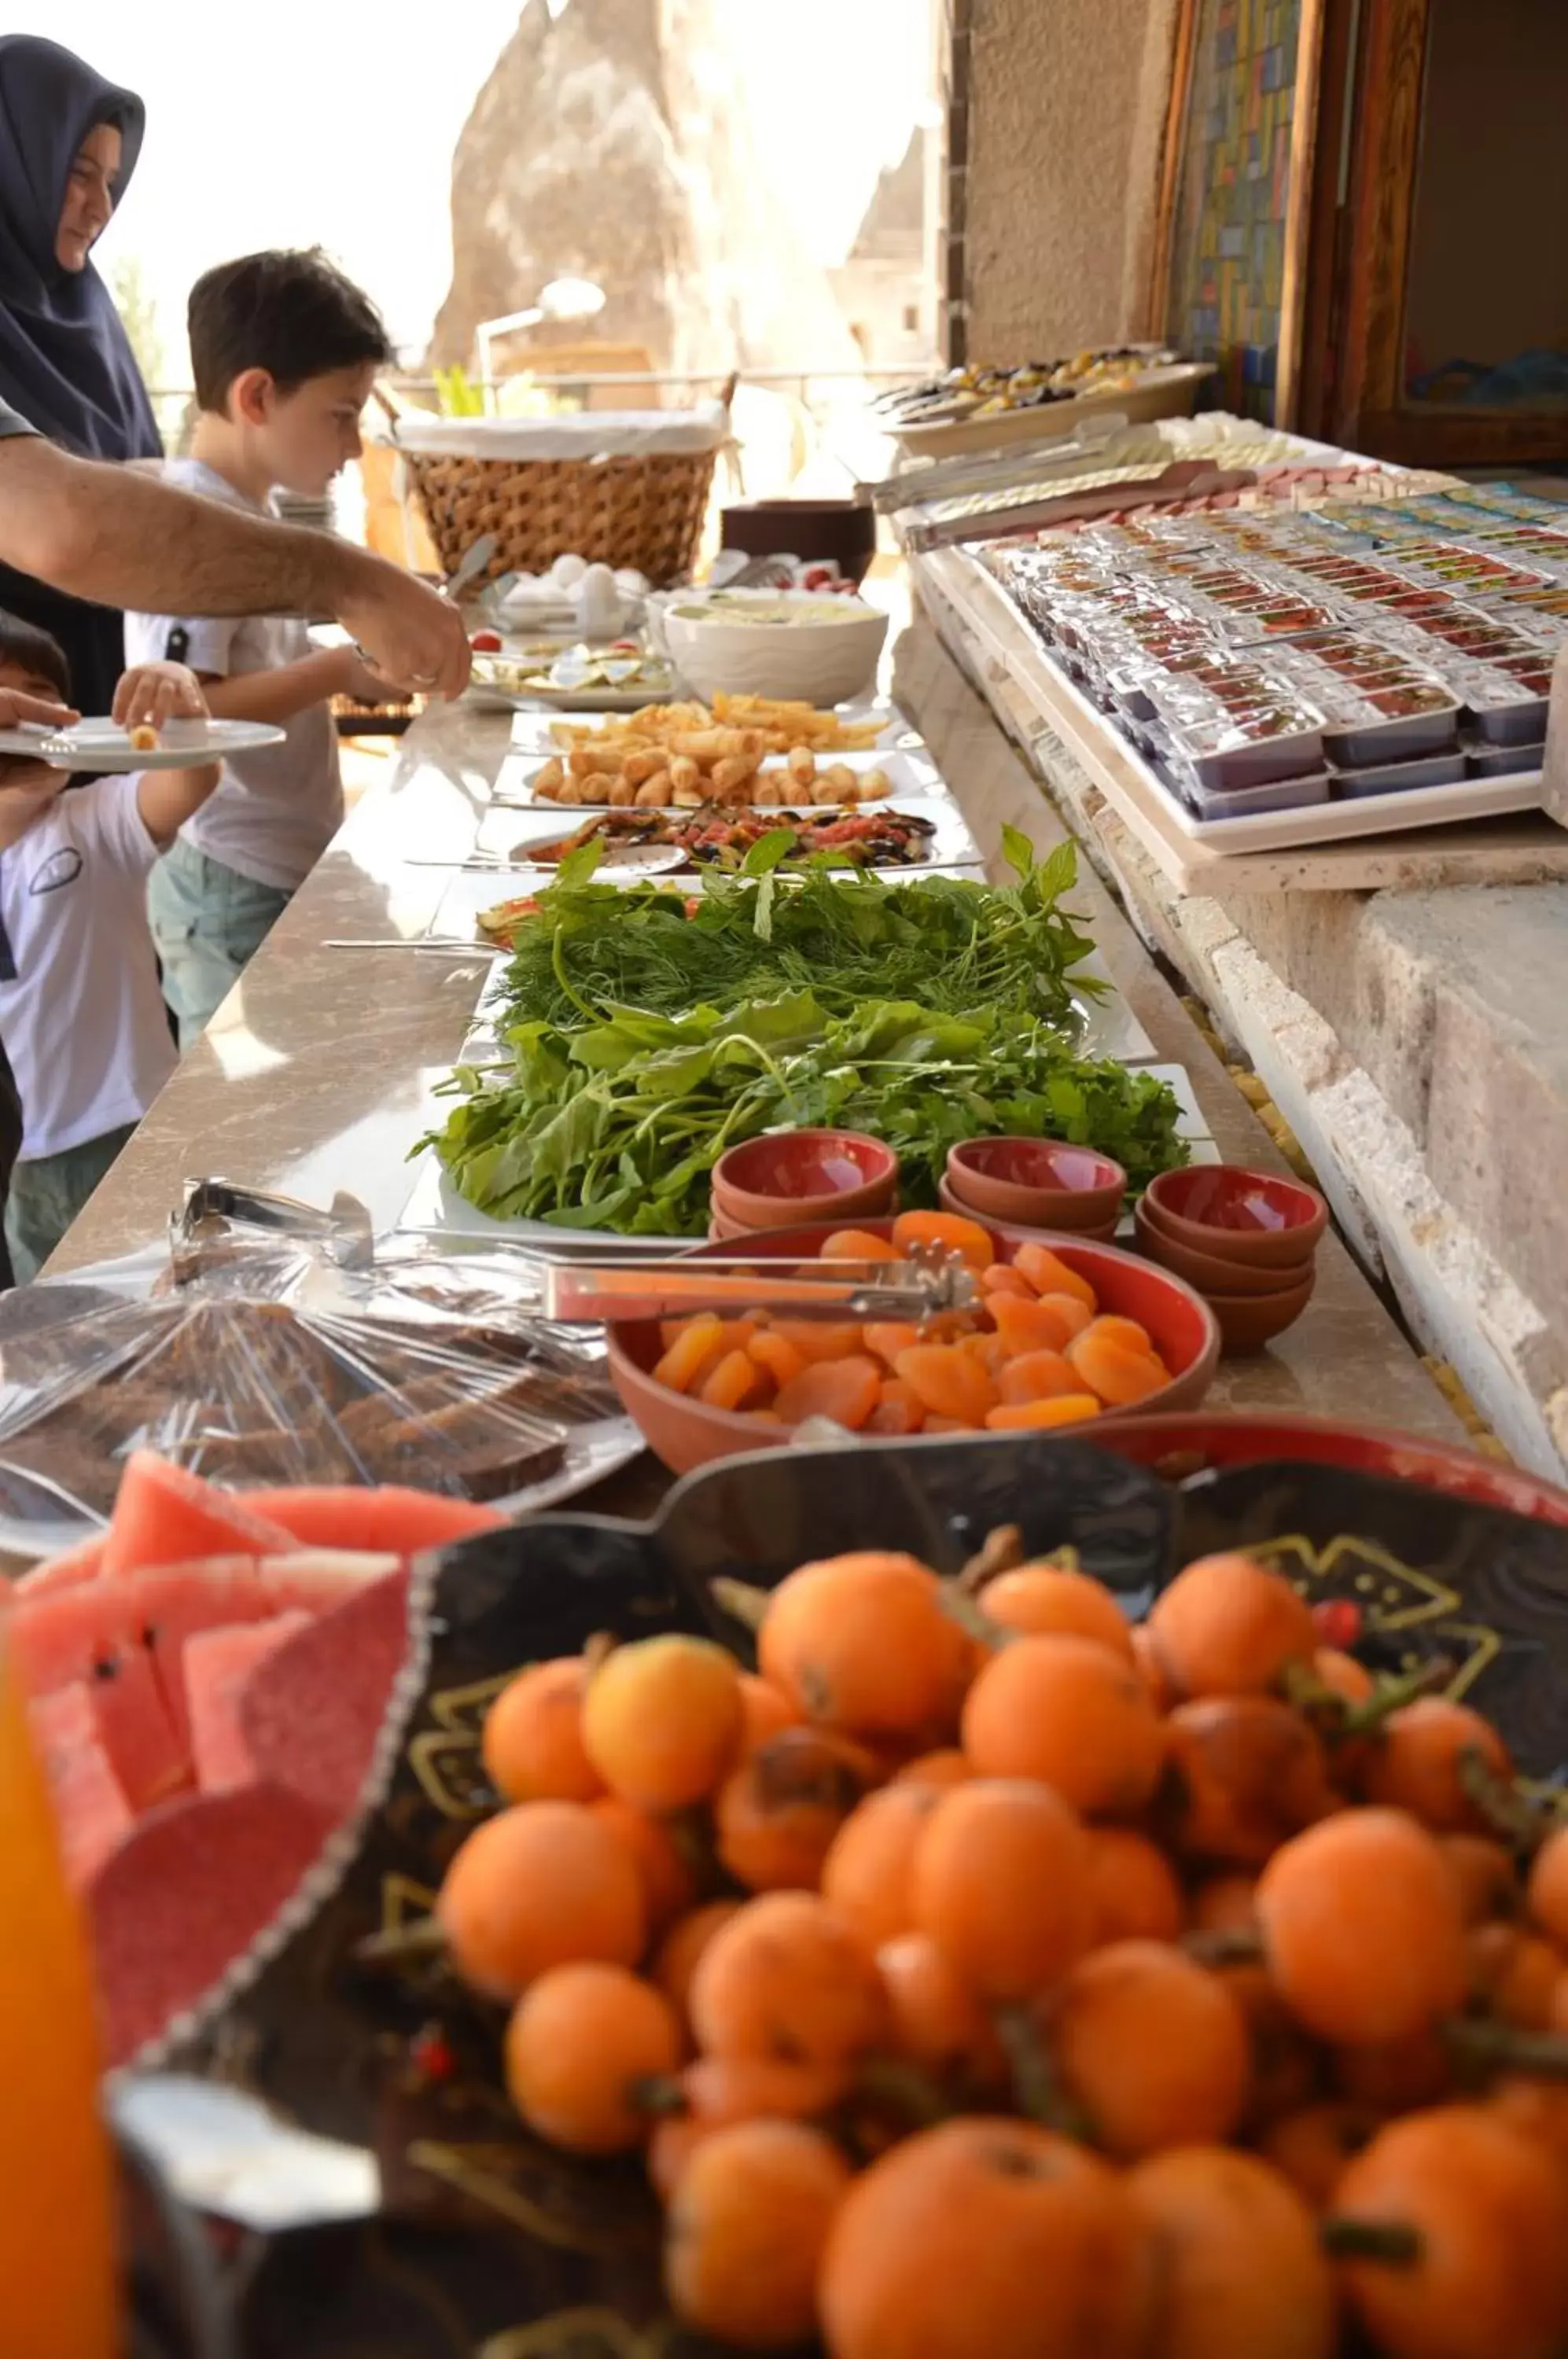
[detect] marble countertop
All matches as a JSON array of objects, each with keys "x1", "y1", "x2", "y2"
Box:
[{"x1": 48, "y1": 660, "x2": 1465, "y2": 1454}]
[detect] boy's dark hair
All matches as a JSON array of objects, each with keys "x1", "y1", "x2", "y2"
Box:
[
  {"x1": 0, "y1": 611, "x2": 69, "y2": 701},
  {"x1": 188, "y1": 248, "x2": 392, "y2": 413}
]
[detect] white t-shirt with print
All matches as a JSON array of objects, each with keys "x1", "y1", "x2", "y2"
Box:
[
  {"x1": 0, "y1": 775, "x2": 178, "y2": 1161},
  {"x1": 122, "y1": 458, "x2": 343, "y2": 892}
]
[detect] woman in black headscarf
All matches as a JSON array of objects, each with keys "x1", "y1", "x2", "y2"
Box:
[{"x1": 0, "y1": 35, "x2": 163, "y2": 716}]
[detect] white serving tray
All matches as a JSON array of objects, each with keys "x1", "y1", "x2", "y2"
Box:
[{"x1": 488, "y1": 744, "x2": 946, "y2": 810}]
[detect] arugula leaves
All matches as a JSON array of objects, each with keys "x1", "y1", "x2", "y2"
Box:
[{"x1": 424, "y1": 992, "x2": 1187, "y2": 1237}]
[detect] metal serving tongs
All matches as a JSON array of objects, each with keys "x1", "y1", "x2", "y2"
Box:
[
  {"x1": 170, "y1": 1177, "x2": 376, "y2": 1274},
  {"x1": 538, "y1": 1251, "x2": 980, "y2": 1326}
]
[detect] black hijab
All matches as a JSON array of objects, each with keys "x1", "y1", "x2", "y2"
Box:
[
  {"x1": 0, "y1": 38, "x2": 161, "y2": 716},
  {"x1": 0, "y1": 35, "x2": 160, "y2": 459}
]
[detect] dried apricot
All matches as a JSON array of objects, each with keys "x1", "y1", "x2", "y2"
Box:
[
  {"x1": 989, "y1": 1293, "x2": 1085, "y2": 1358},
  {"x1": 1011, "y1": 1242, "x2": 1099, "y2": 1308},
  {"x1": 820, "y1": 1229, "x2": 898, "y2": 1262},
  {"x1": 774, "y1": 1354, "x2": 883, "y2": 1430},
  {"x1": 701, "y1": 1348, "x2": 764, "y2": 1411},
  {"x1": 865, "y1": 1378, "x2": 926, "y2": 1435},
  {"x1": 893, "y1": 1343, "x2": 998, "y2": 1426},
  {"x1": 997, "y1": 1347, "x2": 1084, "y2": 1404},
  {"x1": 985, "y1": 1397, "x2": 1103, "y2": 1431},
  {"x1": 1067, "y1": 1323, "x2": 1171, "y2": 1408},
  {"x1": 654, "y1": 1313, "x2": 727, "y2": 1393},
  {"x1": 746, "y1": 1328, "x2": 806, "y2": 1391},
  {"x1": 863, "y1": 1321, "x2": 922, "y2": 1367},
  {"x1": 889, "y1": 1208, "x2": 994, "y2": 1271}
]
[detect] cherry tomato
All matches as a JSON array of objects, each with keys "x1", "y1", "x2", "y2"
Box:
[
  {"x1": 469, "y1": 630, "x2": 502, "y2": 653},
  {"x1": 1312, "y1": 1597, "x2": 1363, "y2": 1650}
]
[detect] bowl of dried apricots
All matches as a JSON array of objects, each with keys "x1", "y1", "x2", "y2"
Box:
[{"x1": 605, "y1": 1208, "x2": 1220, "y2": 1474}]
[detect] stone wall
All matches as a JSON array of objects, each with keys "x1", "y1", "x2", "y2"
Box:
[
  {"x1": 432, "y1": 0, "x2": 859, "y2": 379},
  {"x1": 958, "y1": 0, "x2": 1179, "y2": 359}
]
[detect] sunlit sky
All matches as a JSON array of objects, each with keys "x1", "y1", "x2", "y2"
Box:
[{"x1": 65, "y1": 0, "x2": 933, "y2": 381}]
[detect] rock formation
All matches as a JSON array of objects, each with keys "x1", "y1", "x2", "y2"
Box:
[{"x1": 431, "y1": 0, "x2": 861, "y2": 379}]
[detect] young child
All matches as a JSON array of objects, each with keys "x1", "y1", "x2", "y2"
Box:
[
  {"x1": 0, "y1": 613, "x2": 218, "y2": 1278},
  {"x1": 127, "y1": 248, "x2": 396, "y2": 1046}
]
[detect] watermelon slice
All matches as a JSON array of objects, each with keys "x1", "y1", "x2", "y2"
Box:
[
  {"x1": 257, "y1": 1549, "x2": 403, "y2": 1614},
  {"x1": 7, "y1": 1587, "x2": 190, "y2": 1812},
  {"x1": 88, "y1": 1781, "x2": 333, "y2": 2068},
  {"x1": 101, "y1": 1453, "x2": 297, "y2": 1579},
  {"x1": 184, "y1": 1614, "x2": 310, "y2": 1791},
  {"x1": 27, "y1": 1684, "x2": 134, "y2": 1889},
  {"x1": 242, "y1": 1484, "x2": 505, "y2": 1555},
  {"x1": 119, "y1": 1563, "x2": 274, "y2": 1747},
  {"x1": 13, "y1": 1531, "x2": 107, "y2": 1597},
  {"x1": 239, "y1": 1571, "x2": 410, "y2": 1824}
]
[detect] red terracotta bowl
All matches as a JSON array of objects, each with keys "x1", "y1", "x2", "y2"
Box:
[
  {"x1": 937, "y1": 1172, "x2": 1117, "y2": 1240},
  {"x1": 1143, "y1": 1164, "x2": 1328, "y2": 1269},
  {"x1": 944, "y1": 1136, "x2": 1127, "y2": 1231},
  {"x1": 606, "y1": 1218, "x2": 1221, "y2": 1476},
  {"x1": 1209, "y1": 1268, "x2": 1316, "y2": 1355},
  {"x1": 1066, "y1": 1411, "x2": 1568, "y2": 1528},
  {"x1": 1133, "y1": 1201, "x2": 1314, "y2": 1298},
  {"x1": 710, "y1": 1129, "x2": 897, "y2": 1231}
]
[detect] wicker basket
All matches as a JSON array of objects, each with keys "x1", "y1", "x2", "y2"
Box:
[{"x1": 400, "y1": 446, "x2": 720, "y2": 587}]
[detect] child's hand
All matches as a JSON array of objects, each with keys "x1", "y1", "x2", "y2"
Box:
[
  {"x1": 331, "y1": 646, "x2": 402, "y2": 708},
  {"x1": 112, "y1": 661, "x2": 208, "y2": 732}
]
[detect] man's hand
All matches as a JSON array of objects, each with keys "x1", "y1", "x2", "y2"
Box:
[
  {"x1": 330, "y1": 556, "x2": 472, "y2": 701},
  {"x1": 112, "y1": 662, "x2": 208, "y2": 731}
]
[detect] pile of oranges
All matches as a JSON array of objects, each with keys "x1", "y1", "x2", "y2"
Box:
[
  {"x1": 649, "y1": 1209, "x2": 1176, "y2": 1435},
  {"x1": 432, "y1": 1539, "x2": 1568, "y2": 2357}
]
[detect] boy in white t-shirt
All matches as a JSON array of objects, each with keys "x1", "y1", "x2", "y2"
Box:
[
  {"x1": 128, "y1": 248, "x2": 397, "y2": 1047},
  {"x1": 0, "y1": 613, "x2": 218, "y2": 1279}
]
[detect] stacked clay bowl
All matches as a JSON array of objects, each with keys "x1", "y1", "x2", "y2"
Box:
[
  {"x1": 709, "y1": 1129, "x2": 897, "y2": 1240},
  {"x1": 1134, "y1": 1164, "x2": 1328, "y2": 1353},
  {"x1": 940, "y1": 1138, "x2": 1126, "y2": 1245}
]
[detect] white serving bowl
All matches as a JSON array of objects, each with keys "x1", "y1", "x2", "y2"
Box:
[{"x1": 661, "y1": 590, "x2": 889, "y2": 706}]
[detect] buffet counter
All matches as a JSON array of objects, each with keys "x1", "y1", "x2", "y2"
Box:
[{"x1": 48, "y1": 651, "x2": 1462, "y2": 1456}]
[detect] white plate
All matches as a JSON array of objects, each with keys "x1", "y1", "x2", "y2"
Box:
[
  {"x1": 471, "y1": 794, "x2": 982, "y2": 878},
  {"x1": 506, "y1": 701, "x2": 920, "y2": 754},
  {"x1": 0, "y1": 716, "x2": 285, "y2": 773},
  {"x1": 489, "y1": 745, "x2": 947, "y2": 811}
]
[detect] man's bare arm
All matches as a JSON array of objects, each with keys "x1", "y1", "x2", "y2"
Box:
[{"x1": 0, "y1": 435, "x2": 470, "y2": 697}]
